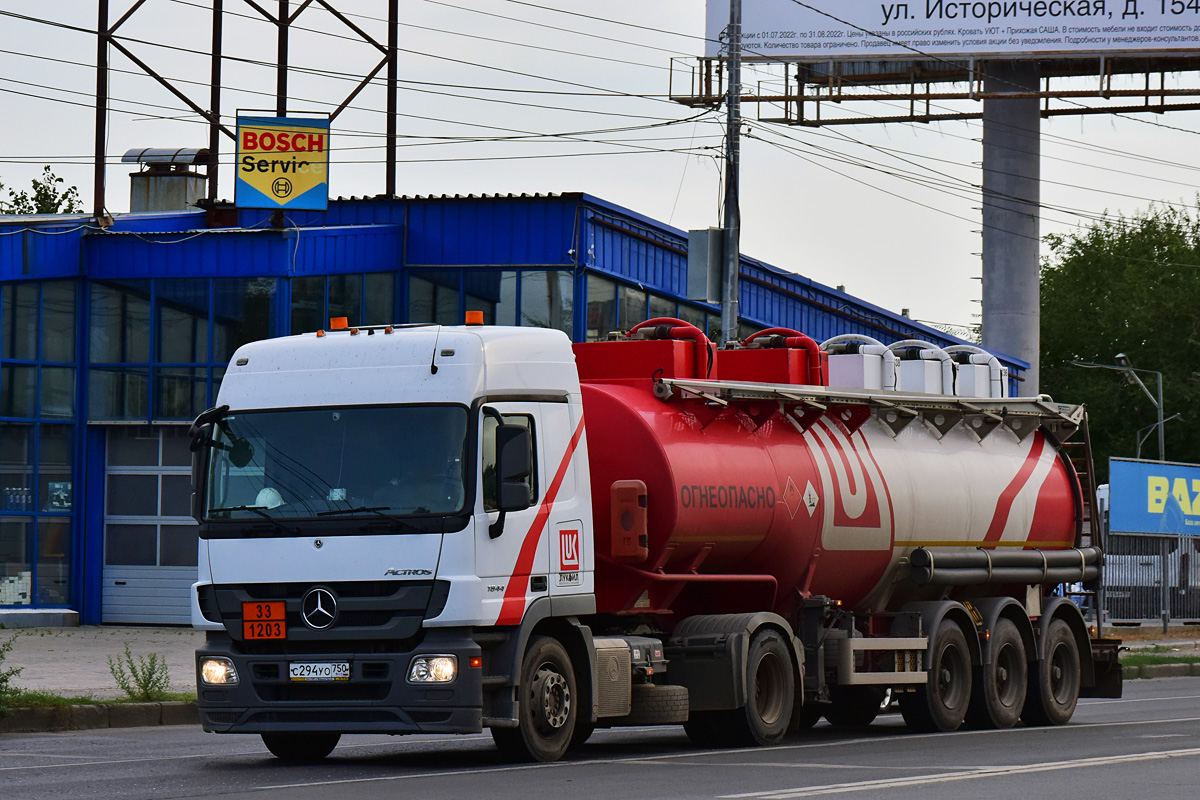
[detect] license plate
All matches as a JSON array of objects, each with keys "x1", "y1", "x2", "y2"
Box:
[
  {"x1": 242, "y1": 601, "x2": 286, "y2": 640},
  {"x1": 289, "y1": 661, "x2": 351, "y2": 682}
]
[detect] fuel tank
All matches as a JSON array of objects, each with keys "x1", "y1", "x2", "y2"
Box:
[{"x1": 574, "y1": 329, "x2": 1081, "y2": 619}]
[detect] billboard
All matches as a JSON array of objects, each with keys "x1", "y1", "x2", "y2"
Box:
[
  {"x1": 1109, "y1": 457, "x2": 1200, "y2": 536},
  {"x1": 705, "y1": 0, "x2": 1200, "y2": 61},
  {"x1": 235, "y1": 115, "x2": 330, "y2": 212}
]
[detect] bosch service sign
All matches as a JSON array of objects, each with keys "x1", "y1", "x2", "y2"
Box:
[{"x1": 235, "y1": 115, "x2": 330, "y2": 211}]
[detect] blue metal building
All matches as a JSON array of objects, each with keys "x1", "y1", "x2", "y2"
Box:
[{"x1": 0, "y1": 192, "x2": 1023, "y2": 624}]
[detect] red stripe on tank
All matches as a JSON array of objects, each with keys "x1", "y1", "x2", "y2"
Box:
[
  {"x1": 983, "y1": 433, "x2": 1046, "y2": 545},
  {"x1": 495, "y1": 418, "x2": 586, "y2": 626}
]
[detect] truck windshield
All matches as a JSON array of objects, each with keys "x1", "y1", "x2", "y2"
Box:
[{"x1": 204, "y1": 405, "x2": 469, "y2": 521}]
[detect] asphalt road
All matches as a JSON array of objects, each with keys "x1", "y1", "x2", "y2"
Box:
[{"x1": 3, "y1": 677, "x2": 1200, "y2": 800}]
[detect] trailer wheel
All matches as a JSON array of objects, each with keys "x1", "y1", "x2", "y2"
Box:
[
  {"x1": 729, "y1": 628, "x2": 794, "y2": 746},
  {"x1": 824, "y1": 686, "x2": 887, "y2": 728},
  {"x1": 1021, "y1": 618, "x2": 1080, "y2": 726},
  {"x1": 900, "y1": 618, "x2": 972, "y2": 733},
  {"x1": 260, "y1": 732, "x2": 340, "y2": 762},
  {"x1": 965, "y1": 618, "x2": 1027, "y2": 729},
  {"x1": 491, "y1": 636, "x2": 577, "y2": 762}
]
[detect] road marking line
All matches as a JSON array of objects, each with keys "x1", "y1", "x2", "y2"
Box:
[
  {"x1": 256, "y1": 716, "x2": 1200, "y2": 791},
  {"x1": 1081, "y1": 693, "x2": 1200, "y2": 705},
  {"x1": 717, "y1": 747, "x2": 1200, "y2": 799}
]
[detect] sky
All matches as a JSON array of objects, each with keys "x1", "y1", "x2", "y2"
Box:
[{"x1": 2, "y1": 0, "x2": 1200, "y2": 337}]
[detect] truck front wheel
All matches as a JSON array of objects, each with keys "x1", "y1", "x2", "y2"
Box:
[
  {"x1": 730, "y1": 628, "x2": 794, "y2": 746},
  {"x1": 260, "y1": 732, "x2": 340, "y2": 762},
  {"x1": 492, "y1": 636, "x2": 577, "y2": 762},
  {"x1": 900, "y1": 618, "x2": 972, "y2": 732}
]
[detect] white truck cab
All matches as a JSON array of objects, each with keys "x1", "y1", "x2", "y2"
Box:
[{"x1": 190, "y1": 324, "x2": 594, "y2": 758}]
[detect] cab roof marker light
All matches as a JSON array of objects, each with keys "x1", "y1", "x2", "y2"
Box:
[
  {"x1": 350, "y1": 328, "x2": 360, "y2": 335},
  {"x1": 330, "y1": 316, "x2": 349, "y2": 330},
  {"x1": 384, "y1": 326, "x2": 394, "y2": 334},
  {"x1": 465, "y1": 310, "x2": 484, "y2": 326},
  {"x1": 316, "y1": 330, "x2": 326, "y2": 338}
]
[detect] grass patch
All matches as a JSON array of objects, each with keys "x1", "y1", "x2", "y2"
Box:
[
  {"x1": 1121, "y1": 653, "x2": 1200, "y2": 668},
  {"x1": 3, "y1": 689, "x2": 196, "y2": 708}
]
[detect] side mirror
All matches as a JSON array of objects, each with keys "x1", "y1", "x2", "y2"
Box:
[
  {"x1": 495, "y1": 424, "x2": 532, "y2": 513},
  {"x1": 190, "y1": 442, "x2": 208, "y2": 522}
]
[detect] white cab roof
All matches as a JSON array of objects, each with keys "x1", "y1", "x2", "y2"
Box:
[{"x1": 216, "y1": 325, "x2": 579, "y2": 410}]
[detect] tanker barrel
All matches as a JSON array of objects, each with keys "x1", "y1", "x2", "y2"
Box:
[
  {"x1": 909, "y1": 546, "x2": 1102, "y2": 586},
  {"x1": 910, "y1": 565, "x2": 1100, "y2": 586}
]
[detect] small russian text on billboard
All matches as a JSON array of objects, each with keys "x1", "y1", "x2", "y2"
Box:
[
  {"x1": 706, "y1": 0, "x2": 1200, "y2": 61},
  {"x1": 235, "y1": 115, "x2": 330, "y2": 211}
]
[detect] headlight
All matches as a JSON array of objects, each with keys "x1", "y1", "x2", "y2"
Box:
[
  {"x1": 408, "y1": 655, "x2": 457, "y2": 683},
  {"x1": 200, "y1": 656, "x2": 239, "y2": 685}
]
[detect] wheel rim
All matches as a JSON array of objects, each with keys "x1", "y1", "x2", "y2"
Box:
[
  {"x1": 994, "y1": 641, "x2": 1022, "y2": 708},
  {"x1": 937, "y1": 641, "x2": 968, "y2": 710},
  {"x1": 1048, "y1": 641, "x2": 1075, "y2": 705},
  {"x1": 532, "y1": 665, "x2": 571, "y2": 734},
  {"x1": 754, "y1": 650, "x2": 788, "y2": 726}
]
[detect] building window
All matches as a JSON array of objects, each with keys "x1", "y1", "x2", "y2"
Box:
[
  {"x1": 363, "y1": 273, "x2": 396, "y2": 325},
  {"x1": 586, "y1": 275, "x2": 616, "y2": 342},
  {"x1": 290, "y1": 276, "x2": 325, "y2": 335},
  {"x1": 0, "y1": 283, "x2": 38, "y2": 361},
  {"x1": 648, "y1": 294, "x2": 676, "y2": 322},
  {"x1": 618, "y1": 285, "x2": 648, "y2": 330},
  {"x1": 407, "y1": 272, "x2": 461, "y2": 325},
  {"x1": 214, "y1": 277, "x2": 276, "y2": 361},
  {"x1": 520, "y1": 271, "x2": 572, "y2": 337},
  {"x1": 89, "y1": 280, "x2": 151, "y2": 364},
  {"x1": 464, "y1": 270, "x2": 517, "y2": 326}
]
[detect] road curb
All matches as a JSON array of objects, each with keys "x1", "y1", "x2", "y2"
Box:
[
  {"x1": 1126, "y1": 662, "x2": 1200, "y2": 679},
  {"x1": 0, "y1": 701, "x2": 198, "y2": 734}
]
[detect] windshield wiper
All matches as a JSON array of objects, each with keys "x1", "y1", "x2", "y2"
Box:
[
  {"x1": 316, "y1": 506, "x2": 394, "y2": 518},
  {"x1": 208, "y1": 505, "x2": 297, "y2": 535}
]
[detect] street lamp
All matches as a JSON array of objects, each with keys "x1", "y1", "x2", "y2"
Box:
[
  {"x1": 1136, "y1": 413, "x2": 1182, "y2": 459},
  {"x1": 1069, "y1": 354, "x2": 1166, "y2": 461}
]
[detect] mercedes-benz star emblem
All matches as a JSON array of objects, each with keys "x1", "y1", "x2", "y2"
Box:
[{"x1": 300, "y1": 587, "x2": 338, "y2": 630}]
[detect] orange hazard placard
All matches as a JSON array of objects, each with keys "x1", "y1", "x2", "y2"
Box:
[{"x1": 235, "y1": 115, "x2": 330, "y2": 211}]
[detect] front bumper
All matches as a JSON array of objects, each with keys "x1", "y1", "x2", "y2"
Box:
[{"x1": 196, "y1": 628, "x2": 483, "y2": 734}]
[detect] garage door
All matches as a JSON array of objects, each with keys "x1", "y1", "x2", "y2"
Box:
[{"x1": 101, "y1": 426, "x2": 197, "y2": 625}]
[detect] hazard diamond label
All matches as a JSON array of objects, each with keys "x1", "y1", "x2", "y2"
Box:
[
  {"x1": 803, "y1": 481, "x2": 819, "y2": 517},
  {"x1": 783, "y1": 477, "x2": 803, "y2": 519}
]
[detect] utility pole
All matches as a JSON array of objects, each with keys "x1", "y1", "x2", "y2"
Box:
[
  {"x1": 720, "y1": 0, "x2": 742, "y2": 348},
  {"x1": 93, "y1": 0, "x2": 109, "y2": 220}
]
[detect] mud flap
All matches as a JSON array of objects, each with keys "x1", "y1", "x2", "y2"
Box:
[{"x1": 1081, "y1": 638, "x2": 1123, "y2": 699}]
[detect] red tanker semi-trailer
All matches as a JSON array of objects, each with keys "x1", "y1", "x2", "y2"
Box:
[
  {"x1": 191, "y1": 317, "x2": 1120, "y2": 764},
  {"x1": 572, "y1": 319, "x2": 1118, "y2": 742}
]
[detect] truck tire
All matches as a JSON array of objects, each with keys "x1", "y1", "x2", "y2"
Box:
[
  {"x1": 824, "y1": 686, "x2": 887, "y2": 728},
  {"x1": 900, "y1": 618, "x2": 972, "y2": 733},
  {"x1": 965, "y1": 618, "x2": 1027, "y2": 729},
  {"x1": 728, "y1": 628, "x2": 794, "y2": 746},
  {"x1": 623, "y1": 683, "x2": 690, "y2": 726},
  {"x1": 260, "y1": 732, "x2": 340, "y2": 762},
  {"x1": 491, "y1": 636, "x2": 577, "y2": 762},
  {"x1": 1021, "y1": 618, "x2": 1080, "y2": 726}
]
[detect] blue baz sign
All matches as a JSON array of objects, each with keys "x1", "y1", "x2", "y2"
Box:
[{"x1": 1109, "y1": 458, "x2": 1200, "y2": 536}]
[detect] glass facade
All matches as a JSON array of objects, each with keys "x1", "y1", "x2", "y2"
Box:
[
  {"x1": 89, "y1": 277, "x2": 280, "y2": 422},
  {"x1": 0, "y1": 280, "x2": 77, "y2": 606}
]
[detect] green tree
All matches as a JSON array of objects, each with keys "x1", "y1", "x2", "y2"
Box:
[
  {"x1": 1040, "y1": 203, "x2": 1200, "y2": 483},
  {"x1": 0, "y1": 166, "x2": 83, "y2": 215}
]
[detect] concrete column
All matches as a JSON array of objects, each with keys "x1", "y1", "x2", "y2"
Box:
[{"x1": 981, "y1": 62, "x2": 1041, "y2": 395}]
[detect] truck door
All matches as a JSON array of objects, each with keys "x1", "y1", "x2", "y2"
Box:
[{"x1": 476, "y1": 401, "x2": 550, "y2": 625}]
